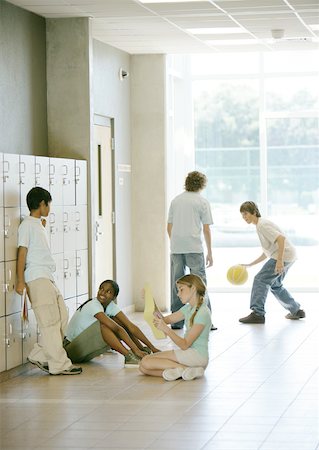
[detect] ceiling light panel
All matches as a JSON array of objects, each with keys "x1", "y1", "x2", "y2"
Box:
[{"x1": 142, "y1": 1, "x2": 219, "y2": 15}]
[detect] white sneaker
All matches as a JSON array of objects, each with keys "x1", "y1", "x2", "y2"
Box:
[
  {"x1": 162, "y1": 367, "x2": 184, "y2": 381},
  {"x1": 182, "y1": 367, "x2": 205, "y2": 381}
]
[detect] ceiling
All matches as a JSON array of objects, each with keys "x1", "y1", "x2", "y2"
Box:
[{"x1": 7, "y1": 0, "x2": 319, "y2": 54}]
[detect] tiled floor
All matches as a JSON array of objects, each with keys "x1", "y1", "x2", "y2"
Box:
[{"x1": 0, "y1": 292, "x2": 318, "y2": 450}]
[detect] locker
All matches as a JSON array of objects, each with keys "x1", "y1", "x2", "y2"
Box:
[
  {"x1": 75, "y1": 160, "x2": 87, "y2": 205},
  {"x1": 0, "y1": 262, "x2": 5, "y2": 317},
  {"x1": 75, "y1": 205, "x2": 88, "y2": 250},
  {"x1": 20, "y1": 155, "x2": 35, "y2": 208},
  {"x1": 0, "y1": 316, "x2": 5, "y2": 373},
  {"x1": 35, "y1": 156, "x2": 50, "y2": 191},
  {"x1": 49, "y1": 206, "x2": 63, "y2": 254},
  {"x1": 22, "y1": 309, "x2": 37, "y2": 364},
  {"x1": 76, "y1": 249, "x2": 89, "y2": 297},
  {"x1": 4, "y1": 207, "x2": 20, "y2": 261},
  {"x1": 63, "y1": 206, "x2": 76, "y2": 253},
  {"x1": 65, "y1": 297, "x2": 77, "y2": 321},
  {"x1": 3, "y1": 153, "x2": 20, "y2": 207},
  {"x1": 6, "y1": 312, "x2": 23, "y2": 370},
  {"x1": 52, "y1": 253, "x2": 64, "y2": 296},
  {"x1": 49, "y1": 158, "x2": 63, "y2": 206},
  {"x1": 5, "y1": 261, "x2": 21, "y2": 315},
  {"x1": 0, "y1": 207, "x2": 4, "y2": 262},
  {"x1": 63, "y1": 252, "x2": 77, "y2": 300},
  {"x1": 62, "y1": 159, "x2": 76, "y2": 206},
  {"x1": 0, "y1": 153, "x2": 3, "y2": 208}
]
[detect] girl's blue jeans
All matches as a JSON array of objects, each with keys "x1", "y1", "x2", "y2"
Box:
[{"x1": 250, "y1": 258, "x2": 300, "y2": 317}]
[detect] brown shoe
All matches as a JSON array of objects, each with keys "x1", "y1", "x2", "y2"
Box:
[
  {"x1": 239, "y1": 312, "x2": 265, "y2": 324},
  {"x1": 285, "y1": 309, "x2": 306, "y2": 320}
]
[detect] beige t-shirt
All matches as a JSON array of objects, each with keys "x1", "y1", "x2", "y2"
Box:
[{"x1": 256, "y1": 218, "x2": 296, "y2": 263}]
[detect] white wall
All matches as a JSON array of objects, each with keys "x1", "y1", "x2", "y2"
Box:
[{"x1": 131, "y1": 55, "x2": 169, "y2": 311}]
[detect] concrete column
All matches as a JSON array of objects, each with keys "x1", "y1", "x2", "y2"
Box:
[{"x1": 131, "y1": 55, "x2": 169, "y2": 311}]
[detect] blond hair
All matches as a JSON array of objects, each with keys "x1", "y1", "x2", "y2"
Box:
[{"x1": 176, "y1": 274, "x2": 206, "y2": 326}]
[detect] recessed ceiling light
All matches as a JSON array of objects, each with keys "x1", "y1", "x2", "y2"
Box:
[
  {"x1": 187, "y1": 28, "x2": 248, "y2": 35},
  {"x1": 205, "y1": 39, "x2": 258, "y2": 46},
  {"x1": 309, "y1": 24, "x2": 319, "y2": 31}
]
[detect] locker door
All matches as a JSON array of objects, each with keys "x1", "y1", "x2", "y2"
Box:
[
  {"x1": 6, "y1": 312, "x2": 23, "y2": 370},
  {"x1": 75, "y1": 205, "x2": 88, "y2": 251},
  {"x1": 4, "y1": 207, "x2": 20, "y2": 261},
  {"x1": 75, "y1": 160, "x2": 87, "y2": 205},
  {"x1": 20, "y1": 155, "x2": 35, "y2": 208},
  {"x1": 35, "y1": 156, "x2": 50, "y2": 191},
  {"x1": 0, "y1": 207, "x2": 4, "y2": 262},
  {"x1": 76, "y1": 249, "x2": 88, "y2": 296},
  {"x1": 3, "y1": 154, "x2": 20, "y2": 207},
  {"x1": 0, "y1": 262, "x2": 5, "y2": 317},
  {"x1": 49, "y1": 158, "x2": 63, "y2": 206},
  {"x1": 5, "y1": 261, "x2": 21, "y2": 315},
  {"x1": 0, "y1": 316, "x2": 5, "y2": 373},
  {"x1": 49, "y1": 206, "x2": 63, "y2": 254},
  {"x1": 63, "y1": 206, "x2": 76, "y2": 253},
  {"x1": 63, "y1": 252, "x2": 76, "y2": 300},
  {"x1": 22, "y1": 309, "x2": 37, "y2": 364},
  {"x1": 52, "y1": 253, "x2": 64, "y2": 297},
  {"x1": 62, "y1": 159, "x2": 76, "y2": 206},
  {"x1": 0, "y1": 153, "x2": 3, "y2": 208}
]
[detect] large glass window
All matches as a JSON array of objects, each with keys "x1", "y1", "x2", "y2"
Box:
[{"x1": 192, "y1": 51, "x2": 319, "y2": 291}]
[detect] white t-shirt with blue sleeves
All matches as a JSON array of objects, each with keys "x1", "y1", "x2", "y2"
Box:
[
  {"x1": 66, "y1": 298, "x2": 121, "y2": 341},
  {"x1": 180, "y1": 303, "x2": 211, "y2": 358}
]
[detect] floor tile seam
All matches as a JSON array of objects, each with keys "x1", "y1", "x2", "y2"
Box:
[{"x1": 255, "y1": 365, "x2": 319, "y2": 450}]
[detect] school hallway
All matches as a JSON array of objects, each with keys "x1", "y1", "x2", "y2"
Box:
[{"x1": 0, "y1": 292, "x2": 318, "y2": 450}]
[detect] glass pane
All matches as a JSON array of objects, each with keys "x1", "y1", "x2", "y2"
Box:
[
  {"x1": 265, "y1": 76, "x2": 319, "y2": 111},
  {"x1": 264, "y1": 50, "x2": 319, "y2": 73},
  {"x1": 194, "y1": 79, "x2": 260, "y2": 290},
  {"x1": 191, "y1": 53, "x2": 259, "y2": 76},
  {"x1": 266, "y1": 117, "x2": 319, "y2": 289}
]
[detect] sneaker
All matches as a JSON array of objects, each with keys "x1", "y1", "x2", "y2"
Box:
[
  {"x1": 124, "y1": 351, "x2": 141, "y2": 368},
  {"x1": 162, "y1": 367, "x2": 184, "y2": 381},
  {"x1": 210, "y1": 324, "x2": 218, "y2": 331},
  {"x1": 51, "y1": 365, "x2": 82, "y2": 375},
  {"x1": 142, "y1": 346, "x2": 152, "y2": 354},
  {"x1": 27, "y1": 357, "x2": 49, "y2": 373},
  {"x1": 239, "y1": 312, "x2": 265, "y2": 324},
  {"x1": 182, "y1": 367, "x2": 205, "y2": 381},
  {"x1": 285, "y1": 309, "x2": 306, "y2": 320}
]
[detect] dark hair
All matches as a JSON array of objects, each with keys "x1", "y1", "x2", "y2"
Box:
[
  {"x1": 26, "y1": 187, "x2": 52, "y2": 211},
  {"x1": 184, "y1": 171, "x2": 207, "y2": 192},
  {"x1": 99, "y1": 280, "x2": 119, "y2": 298},
  {"x1": 240, "y1": 201, "x2": 261, "y2": 217}
]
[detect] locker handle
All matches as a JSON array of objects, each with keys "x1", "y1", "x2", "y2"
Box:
[
  {"x1": 49, "y1": 212, "x2": 56, "y2": 223},
  {"x1": 63, "y1": 178, "x2": 70, "y2": 185},
  {"x1": 19, "y1": 161, "x2": 26, "y2": 173},
  {"x1": 76, "y1": 256, "x2": 81, "y2": 268},
  {"x1": 49, "y1": 178, "x2": 55, "y2": 186},
  {"x1": 63, "y1": 211, "x2": 69, "y2": 221},
  {"x1": 50, "y1": 226, "x2": 56, "y2": 234},
  {"x1": 75, "y1": 165, "x2": 80, "y2": 177},
  {"x1": 5, "y1": 338, "x2": 10, "y2": 347},
  {"x1": 35, "y1": 162, "x2": 41, "y2": 174},
  {"x1": 35, "y1": 177, "x2": 41, "y2": 186},
  {"x1": 64, "y1": 259, "x2": 69, "y2": 270},
  {"x1": 49, "y1": 164, "x2": 55, "y2": 176},
  {"x1": 20, "y1": 176, "x2": 25, "y2": 185},
  {"x1": 9, "y1": 323, "x2": 12, "y2": 335},
  {"x1": 3, "y1": 160, "x2": 10, "y2": 174},
  {"x1": 62, "y1": 164, "x2": 68, "y2": 176},
  {"x1": 64, "y1": 272, "x2": 71, "y2": 279},
  {"x1": 76, "y1": 269, "x2": 82, "y2": 277}
]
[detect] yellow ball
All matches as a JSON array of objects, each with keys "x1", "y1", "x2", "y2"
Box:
[{"x1": 227, "y1": 265, "x2": 248, "y2": 285}]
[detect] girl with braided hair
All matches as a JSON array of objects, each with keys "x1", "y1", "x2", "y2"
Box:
[{"x1": 139, "y1": 274, "x2": 211, "y2": 381}]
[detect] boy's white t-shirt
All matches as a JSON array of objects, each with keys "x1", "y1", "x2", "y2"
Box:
[
  {"x1": 18, "y1": 216, "x2": 56, "y2": 282},
  {"x1": 256, "y1": 218, "x2": 296, "y2": 263}
]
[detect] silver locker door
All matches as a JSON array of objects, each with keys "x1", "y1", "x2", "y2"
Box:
[
  {"x1": 20, "y1": 155, "x2": 35, "y2": 208},
  {"x1": 0, "y1": 316, "x2": 5, "y2": 373},
  {"x1": 0, "y1": 207, "x2": 4, "y2": 262},
  {"x1": 5, "y1": 261, "x2": 21, "y2": 315},
  {"x1": 0, "y1": 153, "x2": 3, "y2": 208},
  {"x1": 75, "y1": 160, "x2": 87, "y2": 205},
  {"x1": 6, "y1": 312, "x2": 22, "y2": 370},
  {"x1": 3, "y1": 154, "x2": 20, "y2": 207},
  {"x1": 0, "y1": 262, "x2": 5, "y2": 317},
  {"x1": 63, "y1": 252, "x2": 76, "y2": 300},
  {"x1": 35, "y1": 156, "x2": 50, "y2": 191},
  {"x1": 49, "y1": 206, "x2": 63, "y2": 254},
  {"x1": 76, "y1": 249, "x2": 88, "y2": 297},
  {"x1": 49, "y1": 158, "x2": 63, "y2": 206},
  {"x1": 52, "y1": 253, "x2": 64, "y2": 297},
  {"x1": 63, "y1": 206, "x2": 76, "y2": 253},
  {"x1": 62, "y1": 159, "x2": 76, "y2": 206},
  {"x1": 75, "y1": 205, "x2": 88, "y2": 251},
  {"x1": 4, "y1": 207, "x2": 20, "y2": 261}
]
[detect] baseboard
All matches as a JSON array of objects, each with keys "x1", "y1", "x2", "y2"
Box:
[{"x1": 0, "y1": 362, "x2": 33, "y2": 384}]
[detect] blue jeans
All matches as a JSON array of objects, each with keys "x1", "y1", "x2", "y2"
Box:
[
  {"x1": 171, "y1": 253, "x2": 211, "y2": 328},
  {"x1": 250, "y1": 258, "x2": 300, "y2": 317}
]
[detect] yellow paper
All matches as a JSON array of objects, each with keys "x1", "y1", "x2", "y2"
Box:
[{"x1": 143, "y1": 284, "x2": 166, "y2": 340}]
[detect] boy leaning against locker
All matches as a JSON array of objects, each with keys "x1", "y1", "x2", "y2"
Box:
[{"x1": 16, "y1": 187, "x2": 82, "y2": 375}]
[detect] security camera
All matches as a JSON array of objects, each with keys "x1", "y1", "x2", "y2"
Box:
[{"x1": 119, "y1": 68, "x2": 129, "y2": 80}]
